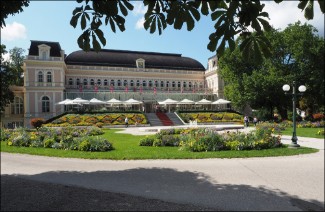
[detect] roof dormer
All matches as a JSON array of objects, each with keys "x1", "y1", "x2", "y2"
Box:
[
  {"x1": 38, "y1": 44, "x2": 51, "y2": 60},
  {"x1": 136, "y1": 58, "x2": 145, "y2": 69}
]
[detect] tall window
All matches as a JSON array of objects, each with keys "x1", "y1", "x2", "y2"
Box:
[
  {"x1": 148, "y1": 81, "x2": 152, "y2": 87},
  {"x1": 83, "y1": 79, "x2": 88, "y2": 85},
  {"x1": 123, "y1": 80, "x2": 128, "y2": 86},
  {"x1": 76, "y1": 78, "x2": 80, "y2": 85},
  {"x1": 47, "y1": 72, "x2": 52, "y2": 83},
  {"x1": 166, "y1": 81, "x2": 170, "y2": 88},
  {"x1": 130, "y1": 80, "x2": 134, "y2": 87},
  {"x1": 68, "y1": 78, "x2": 73, "y2": 85},
  {"x1": 142, "y1": 80, "x2": 147, "y2": 87},
  {"x1": 178, "y1": 81, "x2": 181, "y2": 88},
  {"x1": 90, "y1": 79, "x2": 95, "y2": 85},
  {"x1": 42, "y1": 96, "x2": 50, "y2": 112},
  {"x1": 42, "y1": 51, "x2": 47, "y2": 60},
  {"x1": 183, "y1": 81, "x2": 187, "y2": 88},
  {"x1": 172, "y1": 81, "x2": 176, "y2": 88},
  {"x1": 154, "y1": 81, "x2": 158, "y2": 87},
  {"x1": 136, "y1": 80, "x2": 140, "y2": 87},
  {"x1": 117, "y1": 80, "x2": 121, "y2": 86},
  {"x1": 160, "y1": 81, "x2": 164, "y2": 87},
  {"x1": 97, "y1": 79, "x2": 101, "y2": 85},
  {"x1": 11, "y1": 97, "x2": 24, "y2": 114},
  {"x1": 110, "y1": 79, "x2": 115, "y2": 86},
  {"x1": 104, "y1": 79, "x2": 108, "y2": 86},
  {"x1": 189, "y1": 82, "x2": 192, "y2": 88},
  {"x1": 38, "y1": 71, "x2": 43, "y2": 82}
]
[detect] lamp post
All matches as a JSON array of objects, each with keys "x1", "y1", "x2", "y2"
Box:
[{"x1": 282, "y1": 81, "x2": 306, "y2": 148}]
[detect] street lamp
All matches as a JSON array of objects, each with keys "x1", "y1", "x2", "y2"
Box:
[{"x1": 282, "y1": 81, "x2": 307, "y2": 148}]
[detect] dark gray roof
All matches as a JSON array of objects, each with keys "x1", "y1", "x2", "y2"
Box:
[
  {"x1": 28, "y1": 40, "x2": 62, "y2": 57},
  {"x1": 65, "y1": 49, "x2": 205, "y2": 71}
]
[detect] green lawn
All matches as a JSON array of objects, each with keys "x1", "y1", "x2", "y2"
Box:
[
  {"x1": 1, "y1": 129, "x2": 318, "y2": 160},
  {"x1": 279, "y1": 127, "x2": 324, "y2": 139}
]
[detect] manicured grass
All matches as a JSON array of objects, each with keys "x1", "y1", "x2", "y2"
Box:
[
  {"x1": 1, "y1": 129, "x2": 318, "y2": 160},
  {"x1": 280, "y1": 127, "x2": 324, "y2": 139}
]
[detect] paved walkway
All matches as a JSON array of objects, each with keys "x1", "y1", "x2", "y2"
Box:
[{"x1": 1, "y1": 125, "x2": 324, "y2": 211}]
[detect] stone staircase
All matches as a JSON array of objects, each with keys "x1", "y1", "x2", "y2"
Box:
[
  {"x1": 145, "y1": 112, "x2": 185, "y2": 126},
  {"x1": 145, "y1": 113, "x2": 164, "y2": 126},
  {"x1": 166, "y1": 113, "x2": 184, "y2": 126}
]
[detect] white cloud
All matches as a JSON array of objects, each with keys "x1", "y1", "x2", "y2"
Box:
[
  {"x1": 135, "y1": 17, "x2": 145, "y2": 30},
  {"x1": 1, "y1": 22, "x2": 27, "y2": 41},
  {"x1": 264, "y1": 1, "x2": 324, "y2": 36},
  {"x1": 1, "y1": 52, "x2": 11, "y2": 62},
  {"x1": 132, "y1": 2, "x2": 147, "y2": 16}
]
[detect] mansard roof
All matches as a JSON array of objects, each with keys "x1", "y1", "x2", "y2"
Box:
[
  {"x1": 65, "y1": 49, "x2": 205, "y2": 71},
  {"x1": 28, "y1": 40, "x2": 62, "y2": 57}
]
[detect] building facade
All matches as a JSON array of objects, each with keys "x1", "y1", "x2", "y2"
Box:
[{"x1": 1, "y1": 40, "x2": 225, "y2": 128}]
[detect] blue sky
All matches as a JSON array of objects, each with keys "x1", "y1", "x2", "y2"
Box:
[{"x1": 1, "y1": 1, "x2": 324, "y2": 67}]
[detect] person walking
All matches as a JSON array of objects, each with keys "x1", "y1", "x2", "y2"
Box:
[
  {"x1": 253, "y1": 117, "x2": 258, "y2": 126},
  {"x1": 125, "y1": 117, "x2": 129, "y2": 128},
  {"x1": 244, "y1": 116, "x2": 249, "y2": 127}
]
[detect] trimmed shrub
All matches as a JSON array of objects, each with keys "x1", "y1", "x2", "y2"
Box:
[{"x1": 30, "y1": 118, "x2": 45, "y2": 129}]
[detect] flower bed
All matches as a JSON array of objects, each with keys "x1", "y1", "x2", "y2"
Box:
[
  {"x1": 3, "y1": 126, "x2": 113, "y2": 152},
  {"x1": 139, "y1": 126, "x2": 282, "y2": 152},
  {"x1": 44, "y1": 113, "x2": 148, "y2": 127},
  {"x1": 178, "y1": 112, "x2": 243, "y2": 124}
]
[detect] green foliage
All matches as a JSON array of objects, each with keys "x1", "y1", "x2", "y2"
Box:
[
  {"x1": 219, "y1": 22, "x2": 324, "y2": 119},
  {"x1": 3, "y1": 126, "x2": 112, "y2": 152},
  {"x1": 139, "y1": 136, "x2": 154, "y2": 146}
]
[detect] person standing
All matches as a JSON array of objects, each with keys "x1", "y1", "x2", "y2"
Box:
[
  {"x1": 125, "y1": 117, "x2": 129, "y2": 128},
  {"x1": 253, "y1": 117, "x2": 258, "y2": 126}
]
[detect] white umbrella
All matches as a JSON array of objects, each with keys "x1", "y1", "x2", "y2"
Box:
[
  {"x1": 123, "y1": 98, "x2": 142, "y2": 105},
  {"x1": 195, "y1": 99, "x2": 212, "y2": 104},
  {"x1": 72, "y1": 97, "x2": 89, "y2": 104},
  {"x1": 106, "y1": 98, "x2": 122, "y2": 105},
  {"x1": 56, "y1": 99, "x2": 72, "y2": 105},
  {"x1": 88, "y1": 98, "x2": 106, "y2": 105},
  {"x1": 158, "y1": 98, "x2": 179, "y2": 105},
  {"x1": 177, "y1": 99, "x2": 195, "y2": 104},
  {"x1": 212, "y1": 98, "x2": 231, "y2": 104}
]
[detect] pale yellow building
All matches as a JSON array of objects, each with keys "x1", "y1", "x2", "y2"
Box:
[{"x1": 1, "y1": 40, "x2": 225, "y2": 128}]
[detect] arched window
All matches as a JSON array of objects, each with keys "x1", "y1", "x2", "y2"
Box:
[
  {"x1": 97, "y1": 79, "x2": 101, "y2": 85},
  {"x1": 183, "y1": 82, "x2": 187, "y2": 88},
  {"x1": 154, "y1": 81, "x2": 158, "y2": 87},
  {"x1": 172, "y1": 81, "x2": 176, "y2": 88},
  {"x1": 136, "y1": 80, "x2": 140, "y2": 87},
  {"x1": 68, "y1": 78, "x2": 73, "y2": 85},
  {"x1": 11, "y1": 97, "x2": 24, "y2": 114},
  {"x1": 160, "y1": 81, "x2": 164, "y2": 87},
  {"x1": 142, "y1": 80, "x2": 147, "y2": 87},
  {"x1": 189, "y1": 82, "x2": 192, "y2": 88},
  {"x1": 166, "y1": 81, "x2": 170, "y2": 88},
  {"x1": 104, "y1": 79, "x2": 108, "y2": 86},
  {"x1": 177, "y1": 81, "x2": 181, "y2": 88},
  {"x1": 117, "y1": 80, "x2": 121, "y2": 86},
  {"x1": 76, "y1": 78, "x2": 80, "y2": 85},
  {"x1": 38, "y1": 71, "x2": 43, "y2": 82},
  {"x1": 47, "y1": 72, "x2": 52, "y2": 83},
  {"x1": 110, "y1": 79, "x2": 115, "y2": 86},
  {"x1": 83, "y1": 79, "x2": 88, "y2": 85},
  {"x1": 90, "y1": 79, "x2": 95, "y2": 85},
  {"x1": 148, "y1": 81, "x2": 152, "y2": 87},
  {"x1": 123, "y1": 80, "x2": 128, "y2": 86},
  {"x1": 130, "y1": 80, "x2": 134, "y2": 87},
  {"x1": 42, "y1": 96, "x2": 50, "y2": 112}
]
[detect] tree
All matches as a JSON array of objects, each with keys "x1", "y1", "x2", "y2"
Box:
[
  {"x1": 0, "y1": 45, "x2": 25, "y2": 112},
  {"x1": 0, "y1": 45, "x2": 15, "y2": 112},
  {"x1": 1, "y1": 0, "x2": 324, "y2": 60},
  {"x1": 219, "y1": 22, "x2": 324, "y2": 120},
  {"x1": 8, "y1": 47, "x2": 25, "y2": 86}
]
